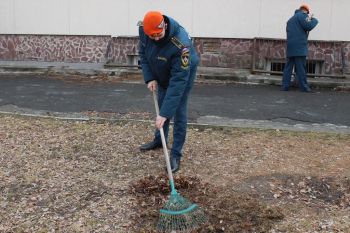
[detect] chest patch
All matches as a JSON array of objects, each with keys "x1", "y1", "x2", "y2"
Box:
[
  {"x1": 157, "y1": 56, "x2": 167, "y2": 62},
  {"x1": 181, "y1": 47, "x2": 190, "y2": 69}
]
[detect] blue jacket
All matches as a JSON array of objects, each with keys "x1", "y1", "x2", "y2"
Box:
[
  {"x1": 138, "y1": 15, "x2": 199, "y2": 119},
  {"x1": 286, "y1": 9, "x2": 318, "y2": 57}
]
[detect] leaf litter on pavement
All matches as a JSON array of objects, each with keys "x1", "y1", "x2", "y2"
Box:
[{"x1": 0, "y1": 114, "x2": 350, "y2": 232}]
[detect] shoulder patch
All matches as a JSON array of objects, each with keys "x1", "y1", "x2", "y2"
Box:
[
  {"x1": 171, "y1": 37, "x2": 185, "y2": 49},
  {"x1": 181, "y1": 47, "x2": 190, "y2": 69}
]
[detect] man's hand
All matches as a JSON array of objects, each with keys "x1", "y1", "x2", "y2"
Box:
[
  {"x1": 156, "y1": 115, "x2": 167, "y2": 129},
  {"x1": 147, "y1": 80, "x2": 157, "y2": 92},
  {"x1": 307, "y1": 13, "x2": 314, "y2": 22}
]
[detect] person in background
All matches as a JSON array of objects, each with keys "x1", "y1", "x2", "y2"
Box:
[
  {"x1": 138, "y1": 11, "x2": 199, "y2": 173},
  {"x1": 282, "y1": 3, "x2": 318, "y2": 92}
]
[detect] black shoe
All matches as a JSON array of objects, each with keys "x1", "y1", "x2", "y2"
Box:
[
  {"x1": 302, "y1": 87, "x2": 314, "y2": 93},
  {"x1": 140, "y1": 141, "x2": 162, "y2": 151},
  {"x1": 170, "y1": 156, "x2": 181, "y2": 173}
]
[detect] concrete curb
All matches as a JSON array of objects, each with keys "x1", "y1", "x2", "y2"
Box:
[
  {"x1": 0, "y1": 61, "x2": 350, "y2": 90},
  {"x1": 1, "y1": 110, "x2": 349, "y2": 135}
]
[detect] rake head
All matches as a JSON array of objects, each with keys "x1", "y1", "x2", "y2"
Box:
[{"x1": 157, "y1": 192, "x2": 207, "y2": 232}]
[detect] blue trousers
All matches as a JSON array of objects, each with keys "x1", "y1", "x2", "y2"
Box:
[
  {"x1": 154, "y1": 66, "x2": 197, "y2": 159},
  {"x1": 282, "y1": 56, "x2": 310, "y2": 91}
]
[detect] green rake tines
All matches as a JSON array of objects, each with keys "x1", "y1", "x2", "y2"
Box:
[
  {"x1": 157, "y1": 185, "x2": 207, "y2": 232},
  {"x1": 152, "y1": 91, "x2": 207, "y2": 232}
]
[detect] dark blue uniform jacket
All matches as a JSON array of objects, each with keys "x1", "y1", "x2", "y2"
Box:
[
  {"x1": 138, "y1": 16, "x2": 199, "y2": 119},
  {"x1": 286, "y1": 9, "x2": 318, "y2": 57}
]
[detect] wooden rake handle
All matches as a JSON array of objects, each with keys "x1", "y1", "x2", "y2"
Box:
[{"x1": 152, "y1": 91, "x2": 176, "y2": 192}]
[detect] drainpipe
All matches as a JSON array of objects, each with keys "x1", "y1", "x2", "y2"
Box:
[
  {"x1": 105, "y1": 36, "x2": 114, "y2": 64},
  {"x1": 341, "y1": 42, "x2": 345, "y2": 75},
  {"x1": 251, "y1": 38, "x2": 257, "y2": 74}
]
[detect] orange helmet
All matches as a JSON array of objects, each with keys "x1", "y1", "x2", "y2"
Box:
[
  {"x1": 143, "y1": 11, "x2": 164, "y2": 36},
  {"x1": 300, "y1": 4, "x2": 310, "y2": 13}
]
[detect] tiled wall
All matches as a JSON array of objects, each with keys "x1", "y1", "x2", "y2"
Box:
[
  {"x1": 0, "y1": 35, "x2": 110, "y2": 63},
  {"x1": 0, "y1": 34, "x2": 349, "y2": 75},
  {"x1": 253, "y1": 38, "x2": 349, "y2": 75},
  {"x1": 105, "y1": 37, "x2": 139, "y2": 64},
  {"x1": 194, "y1": 38, "x2": 253, "y2": 69}
]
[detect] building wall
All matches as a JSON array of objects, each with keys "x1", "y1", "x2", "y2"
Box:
[
  {"x1": 0, "y1": 35, "x2": 110, "y2": 63},
  {"x1": 195, "y1": 38, "x2": 253, "y2": 69},
  {"x1": 0, "y1": 0, "x2": 349, "y2": 75},
  {"x1": 252, "y1": 39, "x2": 350, "y2": 75},
  {"x1": 1, "y1": 0, "x2": 350, "y2": 41},
  {"x1": 1, "y1": 35, "x2": 348, "y2": 75}
]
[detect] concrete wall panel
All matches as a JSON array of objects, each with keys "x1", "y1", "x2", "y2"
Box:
[
  {"x1": 13, "y1": 0, "x2": 70, "y2": 34},
  {"x1": 0, "y1": 0, "x2": 14, "y2": 34},
  {"x1": 0, "y1": 0, "x2": 349, "y2": 41},
  {"x1": 128, "y1": 0, "x2": 193, "y2": 36},
  {"x1": 69, "y1": 0, "x2": 129, "y2": 36},
  {"x1": 192, "y1": 0, "x2": 261, "y2": 38}
]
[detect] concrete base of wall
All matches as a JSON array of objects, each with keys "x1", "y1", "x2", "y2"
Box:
[{"x1": 0, "y1": 61, "x2": 349, "y2": 90}]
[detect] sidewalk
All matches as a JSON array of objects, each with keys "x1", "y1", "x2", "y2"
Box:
[{"x1": 1, "y1": 61, "x2": 350, "y2": 89}]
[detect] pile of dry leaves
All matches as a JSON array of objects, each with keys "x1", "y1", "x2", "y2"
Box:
[{"x1": 129, "y1": 175, "x2": 284, "y2": 232}]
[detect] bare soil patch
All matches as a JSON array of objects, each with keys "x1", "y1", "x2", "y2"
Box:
[{"x1": 0, "y1": 114, "x2": 349, "y2": 232}]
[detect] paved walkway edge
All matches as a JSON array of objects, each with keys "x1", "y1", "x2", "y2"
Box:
[
  {"x1": 1, "y1": 61, "x2": 350, "y2": 89},
  {"x1": 1, "y1": 111, "x2": 349, "y2": 135}
]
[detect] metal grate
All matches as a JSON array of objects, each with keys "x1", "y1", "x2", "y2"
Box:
[
  {"x1": 270, "y1": 61, "x2": 285, "y2": 72},
  {"x1": 270, "y1": 60, "x2": 321, "y2": 75}
]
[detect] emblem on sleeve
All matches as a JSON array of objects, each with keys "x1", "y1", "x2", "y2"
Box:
[{"x1": 181, "y1": 48, "x2": 190, "y2": 69}]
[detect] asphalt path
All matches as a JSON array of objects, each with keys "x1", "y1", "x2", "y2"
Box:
[{"x1": 0, "y1": 74, "x2": 349, "y2": 133}]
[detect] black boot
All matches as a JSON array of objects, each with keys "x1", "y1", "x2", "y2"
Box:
[
  {"x1": 170, "y1": 156, "x2": 181, "y2": 173},
  {"x1": 140, "y1": 141, "x2": 162, "y2": 151},
  {"x1": 302, "y1": 87, "x2": 315, "y2": 93}
]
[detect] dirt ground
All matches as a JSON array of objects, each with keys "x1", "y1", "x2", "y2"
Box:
[{"x1": 0, "y1": 114, "x2": 349, "y2": 233}]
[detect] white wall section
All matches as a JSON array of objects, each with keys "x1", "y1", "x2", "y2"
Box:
[{"x1": 0, "y1": 0, "x2": 348, "y2": 41}]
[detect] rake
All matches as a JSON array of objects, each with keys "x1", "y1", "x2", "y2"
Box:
[{"x1": 152, "y1": 91, "x2": 207, "y2": 232}]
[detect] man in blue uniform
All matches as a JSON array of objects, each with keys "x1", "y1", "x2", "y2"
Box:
[
  {"x1": 282, "y1": 4, "x2": 318, "y2": 92},
  {"x1": 138, "y1": 11, "x2": 199, "y2": 173}
]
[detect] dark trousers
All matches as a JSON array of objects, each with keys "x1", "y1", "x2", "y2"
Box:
[
  {"x1": 154, "y1": 65, "x2": 197, "y2": 159},
  {"x1": 282, "y1": 56, "x2": 310, "y2": 91}
]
